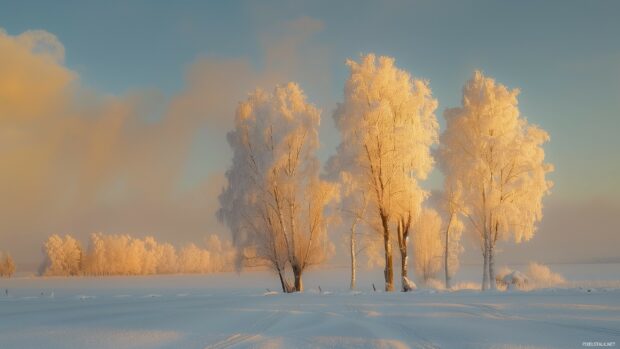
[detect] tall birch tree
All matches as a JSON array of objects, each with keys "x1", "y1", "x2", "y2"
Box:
[
  {"x1": 439, "y1": 181, "x2": 464, "y2": 289},
  {"x1": 330, "y1": 54, "x2": 438, "y2": 291},
  {"x1": 439, "y1": 71, "x2": 554, "y2": 290}
]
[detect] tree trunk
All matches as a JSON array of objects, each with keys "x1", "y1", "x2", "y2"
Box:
[
  {"x1": 444, "y1": 226, "x2": 451, "y2": 290},
  {"x1": 293, "y1": 264, "x2": 303, "y2": 292},
  {"x1": 397, "y1": 220, "x2": 410, "y2": 292},
  {"x1": 400, "y1": 245, "x2": 409, "y2": 291},
  {"x1": 481, "y1": 232, "x2": 489, "y2": 291},
  {"x1": 488, "y1": 242, "x2": 496, "y2": 290},
  {"x1": 277, "y1": 268, "x2": 291, "y2": 293},
  {"x1": 381, "y1": 213, "x2": 394, "y2": 292},
  {"x1": 350, "y1": 227, "x2": 357, "y2": 290}
]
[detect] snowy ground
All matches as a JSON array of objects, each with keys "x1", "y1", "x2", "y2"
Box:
[{"x1": 1, "y1": 264, "x2": 619, "y2": 349}]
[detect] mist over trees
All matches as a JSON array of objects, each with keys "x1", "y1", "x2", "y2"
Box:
[
  {"x1": 39, "y1": 233, "x2": 234, "y2": 276},
  {"x1": 218, "y1": 83, "x2": 337, "y2": 293}
]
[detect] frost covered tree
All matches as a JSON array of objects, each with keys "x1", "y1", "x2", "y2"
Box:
[
  {"x1": 218, "y1": 83, "x2": 336, "y2": 292},
  {"x1": 40, "y1": 234, "x2": 83, "y2": 276},
  {"x1": 205, "y1": 234, "x2": 236, "y2": 273},
  {"x1": 83, "y1": 233, "x2": 104, "y2": 275},
  {"x1": 394, "y1": 180, "x2": 426, "y2": 291},
  {"x1": 340, "y1": 182, "x2": 370, "y2": 291},
  {"x1": 0, "y1": 252, "x2": 16, "y2": 277},
  {"x1": 330, "y1": 54, "x2": 438, "y2": 291},
  {"x1": 325, "y1": 170, "x2": 381, "y2": 290},
  {"x1": 178, "y1": 243, "x2": 211, "y2": 273},
  {"x1": 440, "y1": 182, "x2": 464, "y2": 289},
  {"x1": 439, "y1": 71, "x2": 554, "y2": 290},
  {"x1": 83, "y1": 233, "x2": 126, "y2": 275},
  {"x1": 155, "y1": 242, "x2": 179, "y2": 274},
  {"x1": 413, "y1": 208, "x2": 443, "y2": 283}
]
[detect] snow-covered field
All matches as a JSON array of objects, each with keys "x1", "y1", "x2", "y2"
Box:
[{"x1": 1, "y1": 264, "x2": 619, "y2": 349}]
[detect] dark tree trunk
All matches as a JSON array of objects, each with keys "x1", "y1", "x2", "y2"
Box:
[
  {"x1": 350, "y1": 227, "x2": 357, "y2": 290},
  {"x1": 277, "y1": 268, "x2": 292, "y2": 293},
  {"x1": 488, "y1": 242, "x2": 496, "y2": 290},
  {"x1": 381, "y1": 213, "x2": 394, "y2": 292},
  {"x1": 292, "y1": 264, "x2": 303, "y2": 292},
  {"x1": 444, "y1": 231, "x2": 451, "y2": 289},
  {"x1": 481, "y1": 232, "x2": 489, "y2": 291}
]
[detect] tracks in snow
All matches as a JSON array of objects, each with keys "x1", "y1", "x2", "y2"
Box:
[{"x1": 204, "y1": 310, "x2": 281, "y2": 349}]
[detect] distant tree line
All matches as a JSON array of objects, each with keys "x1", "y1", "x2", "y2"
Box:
[{"x1": 38, "y1": 233, "x2": 235, "y2": 276}]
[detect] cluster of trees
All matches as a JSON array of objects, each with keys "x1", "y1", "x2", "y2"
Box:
[
  {"x1": 39, "y1": 233, "x2": 235, "y2": 276},
  {"x1": 219, "y1": 54, "x2": 553, "y2": 292},
  {"x1": 0, "y1": 251, "x2": 15, "y2": 278}
]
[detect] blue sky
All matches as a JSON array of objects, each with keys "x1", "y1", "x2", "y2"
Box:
[
  {"x1": 3, "y1": 0, "x2": 618, "y2": 200},
  {"x1": 1, "y1": 0, "x2": 619, "y2": 264}
]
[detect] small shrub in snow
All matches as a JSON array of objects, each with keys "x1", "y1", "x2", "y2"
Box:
[
  {"x1": 495, "y1": 266, "x2": 513, "y2": 281},
  {"x1": 495, "y1": 266, "x2": 514, "y2": 290},
  {"x1": 502, "y1": 271, "x2": 529, "y2": 290},
  {"x1": 402, "y1": 276, "x2": 417, "y2": 291},
  {"x1": 526, "y1": 262, "x2": 565, "y2": 288},
  {"x1": 494, "y1": 263, "x2": 565, "y2": 291}
]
